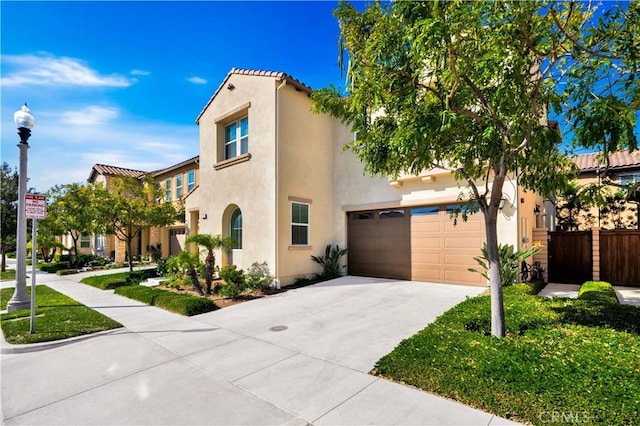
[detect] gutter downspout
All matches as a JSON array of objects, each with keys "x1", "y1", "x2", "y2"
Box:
[{"x1": 274, "y1": 79, "x2": 287, "y2": 289}]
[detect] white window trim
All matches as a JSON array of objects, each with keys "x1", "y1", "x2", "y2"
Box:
[
  {"x1": 291, "y1": 202, "x2": 310, "y2": 246},
  {"x1": 165, "y1": 179, "x2": 172, "y2": 201},
  {"x1": 224, "y1": 116, "x2": 249, "y2": 160},
  {"x1": 187, "y1": 170, "x2": 196, "y2": 192},
  {"x1": 175, "y1": 174, "x2": 183, "y2": 198}
]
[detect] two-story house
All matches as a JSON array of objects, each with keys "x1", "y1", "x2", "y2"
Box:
[{"x1": 190, "y1": 68, "x2": 544, "y2": 286}]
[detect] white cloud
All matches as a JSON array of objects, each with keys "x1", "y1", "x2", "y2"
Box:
[
  {"x1": 187, "y1": 76, "x2": 207, "y2": 85},
  {"x1": 130, "y1": 69, "x2": 150, "y2": 76},
  {"x1": 59, "y1": 106, "x2": 119, "y2": 126},
  {"x1": 0, "y1": 53, "x2": 134, "y2": 87}
]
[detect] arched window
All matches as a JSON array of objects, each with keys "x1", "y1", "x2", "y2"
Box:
[{"x1": 230, "y1": 208, "x2": 242, "y2": 249}]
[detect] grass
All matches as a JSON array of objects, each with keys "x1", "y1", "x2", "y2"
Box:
[
  {"x1": 80, "y1": 269, "x2": 157, "y2": 290},
  {"x1": 0, "y1": 285, "x2": 122, "y2": 344},
  {"x1": 1, "y1": 269, "x2": 16, "y2": 281},
  {"x1": 115, "y1": 285, "x2": 217, "y2": 316},
  {"x1": 373, "y1": 282, "x2": 640, "y2": 425}
]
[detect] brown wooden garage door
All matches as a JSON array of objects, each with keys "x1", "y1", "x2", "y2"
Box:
[{"x1": 348, "y1": 206, "x2": 485, "y2": 285}]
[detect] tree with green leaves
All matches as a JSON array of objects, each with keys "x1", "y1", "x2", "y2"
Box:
[
  {"x1": 313, "y1": 1, "x2": 638, "y2": 337},
  {"x1": 185, "y1": 234, "x2": 234, "y2": 295},
  {"x1": 45, "y1": 183, "x2": 96, "y2": 266},
  {"x1": 0, "y1": 162, "x2": 18, "y2": 272},
  {"x1": 92, "y1": 175, "x2": 183, "y2": 272}
]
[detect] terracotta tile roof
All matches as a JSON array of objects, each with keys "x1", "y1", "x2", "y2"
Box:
[
  {"x1": 151, "y1": 155, "x2": 199, "y2": 177},
  {"x1": 571, "y1": 149, "x2": 640, "y2": 173},
  {"x1": 195, "y1": 68, "x2": 313, "y2": 124},
  {"x1": 88, "y1": 163, "x2": 147, "y2": 182}
]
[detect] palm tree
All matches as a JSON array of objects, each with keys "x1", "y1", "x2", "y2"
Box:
[
  {"x1": 185, "y1": 234, "x2": 234, "y2": 295},
  {"x1": 166, "y1": 250, "x2": 204, "y2": 296}
]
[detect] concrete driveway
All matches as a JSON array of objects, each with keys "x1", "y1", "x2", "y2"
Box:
[{"x1": 2, "y1": 273, "x2": 517, "y2": 425}]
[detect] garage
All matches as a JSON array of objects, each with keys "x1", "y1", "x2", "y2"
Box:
[{"x1": 347, "y1": 206, "x2": 486, "y2": 286}]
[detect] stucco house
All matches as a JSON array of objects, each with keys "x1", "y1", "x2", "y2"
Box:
[
  {"x1": 188, "y1": 68, "x2": 545, "y2": 286},
  {"x1": 79, "y1": 156, "x2": 199, "y2": 263},
  {"x1": 557, "y1": 150, "x2": 640, "y2": 230}
]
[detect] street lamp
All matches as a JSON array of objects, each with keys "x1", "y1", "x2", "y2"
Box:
[{"x1": 7, "y1": 104, "x2": 35, "y2": 312}]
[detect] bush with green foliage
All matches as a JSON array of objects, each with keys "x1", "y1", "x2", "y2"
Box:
[
  {"x1": 114, "y1": 285, "x2": 217, "y2": 316},
  {"x1": 245, "y1": 261, "x2": 274, "y2": 291},
  {"x1": 373, "y1": 291, "x2": 640, "y2": 424},
  {"x1": 218, "y1": 264, "x2": 246, "y2": 298},
  {"x1": 39, "y1": 261, "x2": 71, "y2": 273},
  {"x1": 80, "y1": 269, "x2": 157, "y2": 290},
  {"x1": 56, "y1": 269, "x2": 79, "y2": 276},
  {"x1": 155, "y1": 257, "x2": 169, "y2": 276},
  {"x1": 311, "y1": 244, "x2": 348, "y2": 279},
  {"x1": 166, "y1": 251, "x2": 205, "y2": 296},
  {"x1": 578, "y1": 281, "x2": 619, "y2": 304},
  {"x1": 469, "y1": 243, "x2": 541, "y2": 286}
]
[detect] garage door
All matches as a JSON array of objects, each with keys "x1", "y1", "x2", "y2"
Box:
[{"x1": 347, "y1": 206, "x2": 485, "y2": 286}]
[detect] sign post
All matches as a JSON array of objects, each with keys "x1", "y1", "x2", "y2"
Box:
[{"x1": 25, "y1": 194, "x2": 46, "y2": 334}]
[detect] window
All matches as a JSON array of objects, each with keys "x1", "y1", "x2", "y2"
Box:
[
  {"x1": 379, "y1": 209, "x2": 405, "y2": 218},
  {"x1": 175, "y1": 174, "x2": 183, "y2": 198},
  {"x1": 351, "y1": 211, "x2": 374, "y2": 220},
  {"x1": 619, "y1": 173, "x2": 640, "y2": 185},
  {"x1": 187, "y1": 170, "x2": 196, "y2": 192},
  {"x1": 291, "y1": 202, "x2": 310, "y2": 245},
  {"x1": 230, "y1": 208, "x2": 242, "y2": 249},
  {"x1": 80, "y1": 234, "x2": 91, "y2": 248},
  {"x1": 411, "y1": 207, "x2": 439, "y2": 216},
  {"x1": 164, "y1": 179, "x2": 172, "y2": 201},
  {"x1": 224, "y1": 116, "x2": 249, "y2": 159}
]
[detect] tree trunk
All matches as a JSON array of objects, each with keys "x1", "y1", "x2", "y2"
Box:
[
  {"x1": 485, "y1": 174, "x2": 507, "y2": 338},
  {"x1": 1, "y1": 243, "x2": 6, "y2": 273},
  {"x1": 126, "y1": 238, "x2": 134, "y2": 272},
  {"x1": 189, "y1": 266, "x2": 205, "y2": 296},
  {"x1": 204, "y1": 252, "x2": 214, "y2": 295}
]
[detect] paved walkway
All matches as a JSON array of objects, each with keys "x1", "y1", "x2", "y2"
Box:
[
  {"x1": 539, "y1": 283, "x2": 640, "y2": 306},
  {"x1": 1, "y1": 265, "x2": 519, "y2": 425}
]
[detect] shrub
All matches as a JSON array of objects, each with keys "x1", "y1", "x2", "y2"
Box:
[
  {"x1": 469, "y1": 242, "x2": 541, "y2": 286},
  {"x1": 155, "y1": 257, "x2": 169, "y2": 276},
  {"x1": 578, "y1": 281, "x2": 619, "y2": 304},
  {"x1": 56, "y1": 269, "x2": 79, "y2": 276},
  {"x1": 54, "y1": 253, "x2": 71, "y2": 263},
  {"x1": 245, "y1": 261, "x2": 274, "y2": 290},
  {"x1": 503, "y1": 279, "x2": 546, "y2": 296},
  {"x1": 311, "y1": 244, "x2": 348, "y2": 279},
  {"x1": 39, "y1": 261, "x2": 71, "y2": 273},
  {"x1": 114, "y1": 285, "x2": 217, "y2": 316},
  {"x1": 218, "y1": 265, "x2": 245, "y2": 298}
]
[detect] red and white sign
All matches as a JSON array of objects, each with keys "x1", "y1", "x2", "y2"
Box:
[{"x1": 25, "y1": 194, "x2": 47, "y2": 220}]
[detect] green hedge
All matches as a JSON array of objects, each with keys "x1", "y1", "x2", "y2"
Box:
[
  {"x1": 39, "y1": 261, "x2": 71, "y2": 273},
  {"x1": 80, "y1": 269, "x2": 158, "y2": 290},
  {"x1": 578, "y1": 281, "x2": 619, "y2": 304},
  {"x1": 56, "y1": 269, "x2": 79, "y2": 276},
  {"x1": 503, "y1": 279, "x2": 546, "y2": 296},
  {"x1": 374, "y1": 291, "x2": 640, "y2": 424},
  {"x1": 114, "y1": 285, "x2": 217, "y2": 316}
]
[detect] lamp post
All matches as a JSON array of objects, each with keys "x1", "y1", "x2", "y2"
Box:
[{"x1": 7, "y1": 104, "x2": 35, "y2": 312}]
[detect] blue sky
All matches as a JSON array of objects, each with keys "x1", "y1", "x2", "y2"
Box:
[{"x1": 1, "y1": 1, "x2": 349, "y2": 192}]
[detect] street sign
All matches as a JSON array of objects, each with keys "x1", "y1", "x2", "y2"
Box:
[{"x1": 25, "y1": 194, "x2": 47, "y2": 220}]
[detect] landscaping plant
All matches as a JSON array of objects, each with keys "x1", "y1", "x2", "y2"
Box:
[
  {"x1": 218, "y1": 264, "x2": 245, "y2": 298},
  {"x1": 311, "y1": 244, "x2": 348, "y2": 279},
  {"x1": 469, "y1": 242, "x2": 541, "y2": 286},
  {"x1": 185, "y1": 233, "x2": 234, "y2": 295},
  {"x1": 245, "y1": 261, "x2": 274, "y2": 291},
  {"x1": 166, "y1": 251, "x2": 205, "y2": 296}
]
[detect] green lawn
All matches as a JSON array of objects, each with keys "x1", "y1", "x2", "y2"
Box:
[
  {"x1": 80, "y1": 269, "x2": 157, "y2": 290},
  {"x1": 373, "y1": 284, "x2": 640, "y2": 425},
  {"x1": 1, "y1": 285, "x2": 122, "y2": 344},
  {"x1": 0, "y1": 269, "x2": 16, "y2": 281}
]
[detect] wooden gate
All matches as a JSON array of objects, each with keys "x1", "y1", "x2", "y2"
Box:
[
  {"x1": 600, "y1": 230, "x2": 640, "y2": 286},
  {"x1": 548, "y1": 231, "x2": 592, "y2": 284}
]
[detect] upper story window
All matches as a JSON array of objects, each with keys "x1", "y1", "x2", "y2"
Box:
[
  {"x1": 619, "y1": 173, "x2": 640, "y2": 185},
  {"x1": 175, "y1": 174, "x2": 183, "y2": 198},
  {"x1": 224, "y1": 116, "x2": 249, "y2": 160},
  {"x1": 187, "y1": 170, "x2": 196, "y2": 192},
  {"x1": 80, "y1": 234, "x2": 91, "y2": 248},
  {"x1": 164, "y1": 179, "x2": 172, "y2": 201},
  {"x1": 291, "y1": 202, "x2": 310, "y2": 246}
]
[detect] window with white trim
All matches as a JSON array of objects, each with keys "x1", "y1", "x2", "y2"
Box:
[
  {"x1": 80, "y1": 234, "x2": 91, "y2": 248},
  {"x1": 291, "y1": 202, "x2": 310, "y2": 246},
  {"x1": 175, "y1": 174, "x2": 183, "y2": 198},
  {"x1": 224, "y1": 116, "x2": 249, "y2": 160},
  {"x1": 187, "y1": 170, "x2": 196, "y2": 192},
  {"x1": 230, "y1": 208, "x2": 242, "y2": 249},
  {"x1": 619, "y1": 173, "x2": 640, "y2": 185},
  {"x1": 165, "y1": 179, "x2": 172, "y2": 201}
]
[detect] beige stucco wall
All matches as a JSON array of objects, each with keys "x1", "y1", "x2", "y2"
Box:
[
  {"x1": 275, "y1": 84, "x2": 336, "y2": 283},
  {"x1": 197, "y1": 73, "x2": 278, "y2": 273}
]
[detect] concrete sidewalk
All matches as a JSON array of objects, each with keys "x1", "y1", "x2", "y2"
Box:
[
  {"x1": 539, "y1": 283, "x2": 640, "y2": 306},
  {"x1": 2, "y1": 269, "x2": 520, "y2": 425}
]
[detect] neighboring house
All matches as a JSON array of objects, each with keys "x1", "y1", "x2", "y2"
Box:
[
  {"x1": 191, "y1": 68, "x2": 546, "y2": 286},
  {"x1": 561, "y1": 150, "x2": 640, "y2": 230},
  {"x1": 84, "y1": 157, "x2": 199, "y2": 263}
]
